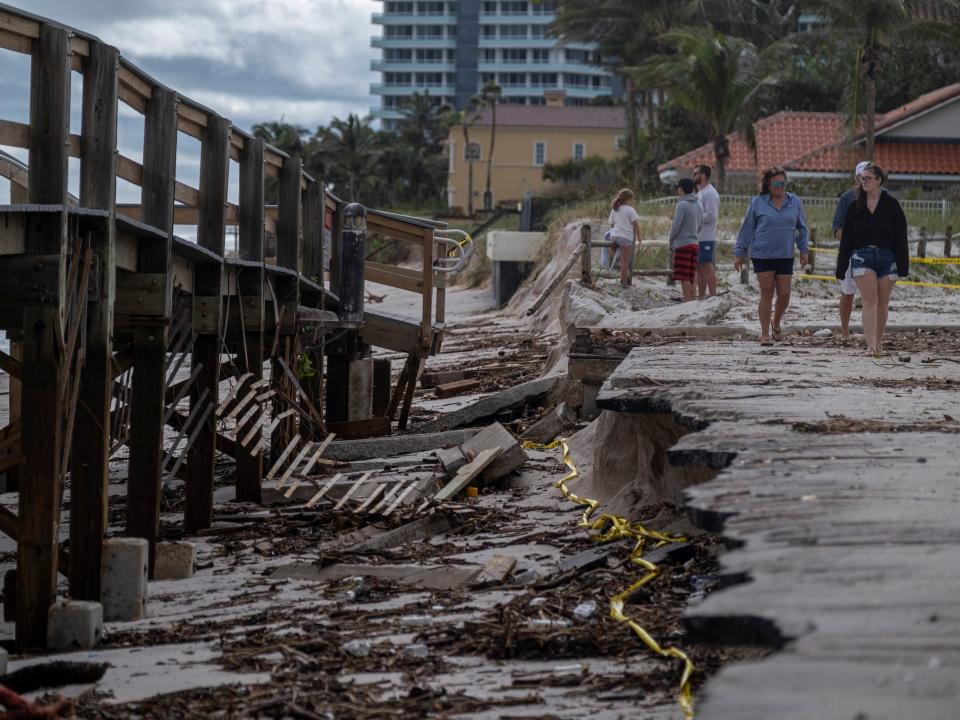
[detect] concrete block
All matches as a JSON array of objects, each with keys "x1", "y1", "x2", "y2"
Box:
[
  {"x1": 486, "y1": 231, "x2": 546, "y2": 262},
  {"x1": 101, "y1": 537, "x2": 148, "y2": 621},
  {"x1": 523, "y1": 402, "x2": 577, "y2": 445},
  {"x1": 47, "y1": 600, "x2": 103, "y2": 650},
  {"x1": 347, "y1": 358, "x2": 373, "y2": 421},
  {"x1": 153, "y1": 541, "x2": 196, "y2": 580},
  {"x1": 437, "y1": 422, "x2": 529, "y2": 484}
]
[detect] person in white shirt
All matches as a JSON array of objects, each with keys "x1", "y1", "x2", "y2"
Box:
[
  {"x1": 693, "y1": 164, "x2": 720, "y2": 298},
  {"x1": 607, "y1": 188, "x2": 644, "y2": 286}
]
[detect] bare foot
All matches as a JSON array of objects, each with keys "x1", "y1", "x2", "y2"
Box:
[{"x1": 760, "y1": 337, "x2": 774, "y2": 347}]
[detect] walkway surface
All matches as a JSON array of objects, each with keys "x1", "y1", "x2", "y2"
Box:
[{"x1": 598, "y1": 333, "x2": 960, "y2": 720}]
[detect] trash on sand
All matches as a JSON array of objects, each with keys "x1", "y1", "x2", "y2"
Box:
[
  {"x1": 813, "y1": 328, "x2": 832, "y2": 338},
  {"x1": 573, "y1": 600, "x2": 598, "y2": 620},
  {"x1": 343, "y1": 639, "x2": 372, "y2": 657}
]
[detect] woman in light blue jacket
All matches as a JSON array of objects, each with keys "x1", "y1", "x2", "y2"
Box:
[{"x1": 735, "y1": 167, "x2": 809, "y2": 346}]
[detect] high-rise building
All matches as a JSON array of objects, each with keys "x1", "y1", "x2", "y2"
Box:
[{"x1": 370, "y1": 0, "x2": 616, "y2": 130}]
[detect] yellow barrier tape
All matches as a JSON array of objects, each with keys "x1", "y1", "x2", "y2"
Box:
[
  {"x1": 522, "y1": 439, "x2": 696, "y2": 718},
  {"x1": 797, "y1": 272, "x2": 960, "y2": 290},
  {"x1": 812, "y1": 246, "x2": 960, "y2": 265},
  {"x1": 447, "y1": 233, "x2": 474, "y2": 257}
]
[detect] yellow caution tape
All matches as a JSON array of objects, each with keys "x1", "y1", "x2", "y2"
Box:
[
  {"x1": 812, "y1": 246, "x2": 960, "y2": 265},
  {"x1": 797, "y1": 272, "x2": 960, "y2": 290},
  {"x1": 447, "y1": 233, "x2": 474, "y2": 257},
  {"x1": 523, "y1": 439, "x2": 696, "y2": 719}
]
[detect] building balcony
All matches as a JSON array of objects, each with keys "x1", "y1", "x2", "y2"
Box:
[
  {"x1": 371, "y1": 59, "x2": 455, "y2": 72},
  {"x1": 372, "y1": 36, "x2": 456, "y2": 48},
  {"x1": 371, "y1": 83, "x2": 456, "y2": 95},
  {"x1": 478, "y1": 13, "x2": 554, "y2": 23},
  {"x1": 370, "y1": 106, "x2": 405, "y2": 120},
  {"x1": 478, "y1": 37, "x2": 555, "y2": 48},
  {"x1": 478, "y1": 61, "x2": 612, "y2": 75},
  {"x1": 373, "y1": 12, "x2": 453, "y2": 24}
]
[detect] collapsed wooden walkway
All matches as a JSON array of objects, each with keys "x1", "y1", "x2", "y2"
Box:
[
  {"x1": 597, "y1": 338, "x2": 960, "y2": 719},
  {"x1": 0, "y1": 4, "x2": 463, "y2": 649}
]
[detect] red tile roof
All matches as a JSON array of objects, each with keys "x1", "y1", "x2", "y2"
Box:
[
  {"x1": 875, "y1": 83, "x2": 960, "y2": 134},
  {"x1": 657, "y1": 112, "x2": 841, "y2": 174},
  {"x1": 791, "y1": 140, "x2": 960, "y2": 175},
  {"x1": 471, "y1": 105, "x2": 628, "y2": 130},
  {"x1": 658, "y1": 84, "x2": 960, "y2": 177}
]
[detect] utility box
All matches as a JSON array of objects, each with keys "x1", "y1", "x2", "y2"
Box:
[
  {"x1": 485, "y1": 231, "x2": 546, "y2": 262},
  {"x1": 487, "y1": 231, "x2": 546, "y2": 307}
]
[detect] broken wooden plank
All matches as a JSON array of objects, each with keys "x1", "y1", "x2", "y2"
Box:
[
  {"x1": 384, "y1": 483, "x2": 418, "y2": 516},
  {"x1": 333, "y1": 471, "x2": 374, "y2": 511},
  {"x1": 304, "y1": 473, "x2": 343, "y2": 508},
  {"x1": 420, "y1": 369, "x2": 476, "y2": 389},
  {"x1": 298, "y1": 433, "x2": 336, "y2": 477},
  {"x1": 434, "y1": 378, "x2": 482, "y2": 399},
  {"x1": 353, "y1": 483, "x2": 386, "y2": 514}
]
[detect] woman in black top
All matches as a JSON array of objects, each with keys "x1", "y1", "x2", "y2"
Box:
[{"x1": 835, "y1": 163, "x2": 909, "y2": 356}]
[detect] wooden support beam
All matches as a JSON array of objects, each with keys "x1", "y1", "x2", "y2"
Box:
[
  {"x1": 235, "y1": 136, "x2": 266, "y2": 502},
  {"x1": 17, "y1": 23, "x2": 70, "y2": 651},
  {"x1": 5, "y1": 340, "x2": 22, "y2": 490},
  {"x1": 186, "y1": 113, "x2": 230, "y2": 535},
  {"x1": 126, "y1": 86, "x2": 177, "y2": 574},
  {"x1": 70, "y1": 40, "x2": 119, "y2": 603},
  {"x1": 271, "y1": 157, "x2": 302, "y2": 464}
]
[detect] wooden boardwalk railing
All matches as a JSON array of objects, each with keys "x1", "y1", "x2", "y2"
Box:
[{"x1": 0, "y1": 3, "x2": 450, "y2": 649}]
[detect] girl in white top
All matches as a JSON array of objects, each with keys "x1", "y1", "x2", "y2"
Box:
[{"x1": 607, "y1": 188, "x2": 644, "y2": 286}]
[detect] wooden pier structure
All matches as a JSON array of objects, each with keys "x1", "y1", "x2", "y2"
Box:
[{"x1": 0, "y1": 4, "x2": 459, "y2": 648}]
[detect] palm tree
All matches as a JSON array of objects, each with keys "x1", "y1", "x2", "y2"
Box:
[
  {"x1": 397, "y1": 93, "x2": 455, "y2": 205},
  {"x1": 315, "y1": 114, "x2": 380, "y2": 201},
  {"x1": 458, "y1": 96, "x2": 482, "y2": 216},
  {"x1": 479, "y1": 81, "x2": 502, "y2": 211},
  {"x1": 807, "y1": 0, "x2": 960, "y2": 159},
  {"x1": 632, "y1": 29, "x2": 790, "y2": 190},
  {"x1": 551, "y1": 0, "x2": 706, "y2": 161},
  {"x1": 251, "y1": 120, "x2": 308, "y2": 157}
]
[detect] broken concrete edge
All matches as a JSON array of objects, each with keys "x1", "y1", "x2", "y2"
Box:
[
  {"x1": 323, "y1": 428, "x2": 480, "y2": 461},
  {"x1": 416, "y1": 375, "x2": 561, "y2": 434},
  {"x1": 579, "y1": 323, "x2": 960, "y2": 339},
  {"x1": 521, "y1": 402, "x2": 577, "y2": 445}
]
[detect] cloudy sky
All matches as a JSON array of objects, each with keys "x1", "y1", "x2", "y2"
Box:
[
  {"x1": 0, "y1": 0, "x2": 380, "y2": 203},
  {"x1": 3, "y1": 0, "x2": 379, "y2": 131}
]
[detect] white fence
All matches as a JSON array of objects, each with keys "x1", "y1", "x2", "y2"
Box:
[{"x1": 642, "y1": 195, "x2": 958, "y2": 216}]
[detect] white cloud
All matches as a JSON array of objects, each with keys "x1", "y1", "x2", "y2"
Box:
[{"x1": 0, "y1": 0, "x2": 379, "y2": 129}]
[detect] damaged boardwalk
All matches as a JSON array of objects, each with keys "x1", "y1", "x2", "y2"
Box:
[{"x1": 598, "y1": 335, "x2": 960, "y2": 719}]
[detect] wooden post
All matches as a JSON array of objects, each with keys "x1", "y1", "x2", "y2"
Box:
[
  {"x1": 185, "y1": 114, "x2": 229, "y2": 534},
  {"x1": 945, "y1": 226, "x2": 953, "y2": 258},
  {"x1": 69, "y1": 40, "x2": 119, "y2": 602},
  {"x1": 808, "y1": 227, "x2": 817, "y2": 273},
  {"x1": 5, "y1": 338, "x2": 21, "y2": 491},
  {"x1": 235, "y1": 136, "x2": 265, "y2": 502},
  {"x1": 126, "y1": 86, "x2": 176, "y2": 573},
  {"x1": 18, "y1": 23, "x2": 70, "y2": 650},
  {"x1": 580, "y1": 223, "x2": 592, "y2": 286},
  {"x1": 918, "y1": 227, "x2": 927, "y2": 259},
  {"x1": 302, "y1": 181, "x2": 323, "y2": 280},
  {"x1": 271, "y1": 156, "x2": 302, "y2": 462},
  {"x1": 421, "y1": 228, "x2": 434, "y2": 348}
]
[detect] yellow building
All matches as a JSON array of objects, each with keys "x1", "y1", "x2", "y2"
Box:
[{"x1": 446, "y1": 98, "x2": 627, "y2": 211}]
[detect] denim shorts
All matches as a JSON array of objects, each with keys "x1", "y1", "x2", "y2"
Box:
[
  {"x1": 698, "y1": 241, "x2": 715, "y2": 264},
  {"x1": 851, "y1": 246, "x2": 898, "y2": 280}
]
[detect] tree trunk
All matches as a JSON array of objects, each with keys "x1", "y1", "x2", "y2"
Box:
[
  {"x1": 714, "y1": 136, "x2": 729, "y2": 193},
  {"x1": 863, "y1": 66, "x2": 877, "y2": 161},
  {"x1": 462, "y1": 121, "x2": 473, "y2": 216},
  {"x1": 484, "y1": 102, "x2": 496, "y2": 211},
  {"x1": 623, "y1": 73, "x2": 639, "y2": 186}
]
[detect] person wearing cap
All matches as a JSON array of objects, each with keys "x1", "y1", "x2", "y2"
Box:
[
  {"x1": 735, "y1": 167, "x2": 809, "y2": 346},
  {"x1": 693, "y1": 164, "x2": 720, "y2": 299},
  {"x1": 669, "y1": 178, "x2": 703, "y2": 301},
  {"x1": 832, "y1": 160, "x2": 871, "y2": 340}
]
